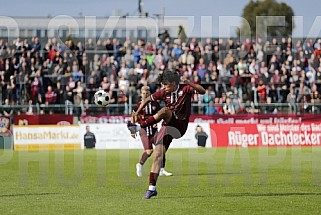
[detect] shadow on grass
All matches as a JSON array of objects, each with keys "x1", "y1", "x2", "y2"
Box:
[
  {"x1": 0, "y1": 193, "x2": 61, "y2": 198},
  {"x1": 157, "y1": 195, "x2": 214, "y2": 199},
  {"x1": 153, "y1": 192, "x2": 321, "y2": 200},
  {"x1": 180, "y1": 172, "x2": 246, "y2": 176},
  {"x1": 224, "y1": 192, "x2": 321, "y2": 197}
]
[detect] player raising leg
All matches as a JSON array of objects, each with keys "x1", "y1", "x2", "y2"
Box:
[
  {"x1": 128, "y1": 71, "x2": 205, "y2": 199},
  {"x1": 131, "y1": 86, "x2": 172, "y2": 177}
]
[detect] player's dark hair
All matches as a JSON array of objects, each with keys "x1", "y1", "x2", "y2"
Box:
[{"x1": 157, "y1": 70, "x2": 180, "y2": 85}]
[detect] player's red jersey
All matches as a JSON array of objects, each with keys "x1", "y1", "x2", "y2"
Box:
[
  {"x1": 151, "y1": 84, "x2": 195, "y2": 120},
  {"x1": 134, "y1": 100, "x2": 161, "y2": 136}
]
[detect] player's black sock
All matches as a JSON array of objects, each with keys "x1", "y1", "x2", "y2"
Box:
[
  {"x1": 162, "y1": 155, "x2": 166, "y2": 168},
  {"x1": 149, "y1": 172, "x2": 159, "y2": 186},
  {"x1": 139, "y1": 152, "x2": 151, "y2": 165}
]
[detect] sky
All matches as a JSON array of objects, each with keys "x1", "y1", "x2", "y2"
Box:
[{"x1": 0, "y1": 0, "x2": 320, "y2": 37}]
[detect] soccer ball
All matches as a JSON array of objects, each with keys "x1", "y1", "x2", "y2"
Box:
[{"x1": 94, "y1": 90, "x2": 110, "y2": 107}]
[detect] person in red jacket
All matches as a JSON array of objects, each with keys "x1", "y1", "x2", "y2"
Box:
[{"x1": 45, "y1": 86, "x2": 57, "y2": 105}]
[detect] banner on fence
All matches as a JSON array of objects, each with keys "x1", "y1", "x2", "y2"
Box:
[
  {"x1": 80, "y1": 123, "x2": 212, "y2": 149},
  {"x1": 210, "y1": 123, "x2": 321, "y2": 147},
  {"x1": 13, "y1": 125, "x2": 81, "y2": 150}
]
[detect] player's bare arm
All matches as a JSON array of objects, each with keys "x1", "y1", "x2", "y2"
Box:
[
  {"x1": 132, "y1": 96, "x2": 152, "y2": 123},
  {"x1": 137, "y1": 96, "x2": 151, "y2": 113},
  {"x1": 183, "y1": 78, "x2": 206, "y2": 94}
]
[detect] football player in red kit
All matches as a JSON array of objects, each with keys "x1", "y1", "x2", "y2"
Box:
[
  {"x1": 132, "y1": 86, "x2": 172, "y2": 177},
  {"x1": 128, "y1": 71, "x2": 205, "y2": 199}
]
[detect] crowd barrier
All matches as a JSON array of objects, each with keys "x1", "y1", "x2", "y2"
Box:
[{"x1": 5, "y1": 114, "x2": 321, "y2": 150}]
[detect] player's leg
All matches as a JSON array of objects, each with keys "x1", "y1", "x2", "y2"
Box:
[
  {"x1": 143, "y1": 143, "x2": 166, "y2": 199},
  {"x1": 136, "y1": 130, "x2": 153, "y2": 177},
  {"x1": 139, "y1": 130, "x2": 154, "y2": 165},
  {"x1": 159, "y1": 137, "x2": 173, "y2": 176},
  {"x1": 140, "y1": 107, "x2": 172, "y2": 127},
  {"x1": 159, "y1": 119, "x2": 188, "y2": 177},
  {"x1": 159, "y1": 153, "x2": 173, "y2": 176},
  {"x1": 136, "y1": 149, "x2": 152, "y2": 177},
  {"x1": 150, "y1": 130, "x2": 172, "y2": 176},
  {"x1": 151, "y1": 143, "x2": 166, "y2": 175},
  {"x1": 139, "y1": 149, "x2": 153, "y2": 165},
  {"x1": 127, "y1": 107, "x2": 172, "y2": 134},
  {"x1": 144, "y1": 128, "x2": 173, "y2": 199}
]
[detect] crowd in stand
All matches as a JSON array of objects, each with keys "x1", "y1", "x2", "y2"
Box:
[{"x1": 1, "y1": 32, "x2": 321, "y2": 116}]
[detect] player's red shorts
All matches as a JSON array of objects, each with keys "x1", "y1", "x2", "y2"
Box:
[
  {"x1": 155, "y1": 115, "x2": 189, "y2": 150},
  {"x1": 139, "y1": 129, "x2": 158, "y2": 150}
]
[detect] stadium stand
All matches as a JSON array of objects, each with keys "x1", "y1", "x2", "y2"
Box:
[{"x1": 1, "y1": 35, "x2": 321, "y2": 116}]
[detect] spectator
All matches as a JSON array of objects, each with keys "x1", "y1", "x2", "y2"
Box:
[
  {"x1": 54, "y1": 82, "x2": 63, "y2": 105},
  {"x1": 84, "y1": 125, "x2": 96, "y2": 149},
  {"x1": 287, "y1": 87, "x2": 297, "y2": 113},
  {"x1": 100, "y1": 76, "x2": 110, "y2": 91},
  {"x1": 265, "y1": 97, "x2": 277, "y2": 114},
  {"x1": 87, "y1": 77, "x2": 98, "y2": 103},
  {"x1": 26, "y1": 99, "x2": 35, "y2": 115},
  {"x1": 7, "y1": 76, "x2": 16, "y2": 104},
  {"x1": 118, "y1": 75, "x2": 129, "y2": 94},
  {"x1": 214, "y1": 97, "x2": 223, "y2": 114},
  {"x1": 230, "y1": 70, "x2": 243, "y2": 98},
  {"x1": 72, "y1": 61, "x2": 82, "y2": 82},
  {"x1": 31, "y1": 37, "x2": 41, "y2": 55},
  {"x1": 117, "y1": 90, "x2": 128, "y2": 104},
  {"x1": 64, "y1": 85, "x2": 74, "y2": 115},
  {"x1": 132, "y1": 45, "x2": 142, "y2": 64},
  {"x1": 195, "y1": 125, "x2": 208, "y2": 147},
  {"x1": 257, "y1": 80, "x2": 267, "y2": 103},
  {"x1": 205, "y1": 100, "x2": 218, "y2": 115},
  {"x1": 30, "y1": 76, "x2": 41, "y2": 104},
  {"x1": 2, "y1": 99, "x2": 13, "y2": 116},
  {"x1": 296, "y1": 82, "x2": 310, "y2": 103},
  {"x1": 105, "y1": 39, "x2": 113, "y2": 57},
  {"x1": 45, "y1": 86, "x2": 57, "y2": 105},
  {"x1": 223, "y1": 96, "x2": 235, "y2": 115}
]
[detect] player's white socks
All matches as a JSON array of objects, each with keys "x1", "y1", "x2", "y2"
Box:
[{"x1": 148, "y1": 185, "x2": 156, "y2": 191}]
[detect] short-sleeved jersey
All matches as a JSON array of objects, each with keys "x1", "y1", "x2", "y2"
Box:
[
  {"x1": 151, "y1": 84, "x2": 195, "y2": 120},
  {"x1": 134, "y1": 100, "x2": 161, "y2": 136}
]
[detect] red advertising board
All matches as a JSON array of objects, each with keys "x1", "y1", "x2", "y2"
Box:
[
  {"x1": 210, "y1": 123, "x2": 321, "y2": 147},
  {"x1": 14, "y1": 115, "x2": 73, "y2": 125}
]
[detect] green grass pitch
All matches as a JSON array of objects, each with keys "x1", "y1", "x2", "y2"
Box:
[{"x1": 0, "y1": 147, "x2": 321, "y2": 215}]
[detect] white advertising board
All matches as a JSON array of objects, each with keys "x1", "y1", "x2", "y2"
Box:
[{"x1": 80, "y1": 123, "x2": 211, "y2": 149}]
